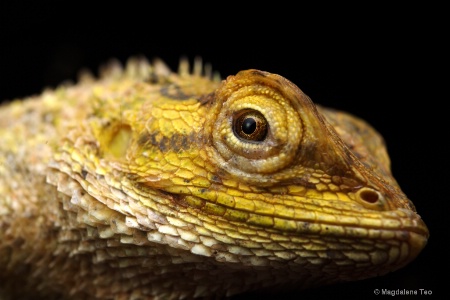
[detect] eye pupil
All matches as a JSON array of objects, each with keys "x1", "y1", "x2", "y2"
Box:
[
  {"x1": 242, "y1": 117, "x2": 257, "y2": 134},
  {"x1": 233, "y1": 110, "x2": 268, "y2": 142}
]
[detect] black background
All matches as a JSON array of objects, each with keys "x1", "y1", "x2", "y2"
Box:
[{"x1": 1, "y1": 3, "x2": 446, "y2": 299}]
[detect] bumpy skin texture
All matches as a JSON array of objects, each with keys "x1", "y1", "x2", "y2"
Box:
[{"x1": 0, "y1": 57, "x2": 428, "y2": 299}]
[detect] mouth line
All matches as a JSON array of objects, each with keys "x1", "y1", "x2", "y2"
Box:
[
  {"x1": 241, "y1": 206, "x2": 430, "y2": 239},
  {"x1": 170, "y1": 192, "x2": 430, "y2": 238},
  {"x1": 318, "y1": 219, "x2": 429, "y2": 237},
  {"x1": 287, "y1": 217, "x2": 430, "y2": 237},
  {"x1": 240, "y1": 204, "x2": 430, "y2": 237},
  {"x1": 233, "y1": 209, "x2": 431, "y2": 242}
]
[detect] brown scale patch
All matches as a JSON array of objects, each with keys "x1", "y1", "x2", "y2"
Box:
[
  {"x1": 137, "y1": 132, "x2": 152, "y2": 147},
  {"x1": 145, "y1": 73, "x2": 159, "y2": 84},
  {"x1": 277, "y1": 176, "x2": 317, "y2": 189},
  {"x1": 159, "y1": 189, "x2": 189, "y2": 208},
  {"x1": 138, "y1": 132, "x2": 199, "y2": 152},
  {"x1": 198, "y1": 92, "x2": 215, "y2": 105},
  {"x1": 160, "y1": 84, "x2": 192, "y2": 100}
]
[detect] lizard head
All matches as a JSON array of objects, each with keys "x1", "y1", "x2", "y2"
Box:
[
  {"x1": 58, "y1": 64, "x2": 428, "y2": 290},
  {"x1": 199, "y1": 70, "x2": 429, "y2": 279}
]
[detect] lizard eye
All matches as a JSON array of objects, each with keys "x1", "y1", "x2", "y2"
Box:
[
  {"x1": 206, "y1": 70, "x2": 304, "y2": 175},
  {"x1": 233, "y1": 110, "x2": 268, "y2": 142}
]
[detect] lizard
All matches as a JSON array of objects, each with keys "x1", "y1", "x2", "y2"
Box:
[{"x1": 0, "y1": 56, "x2": 429, "y2": 299}]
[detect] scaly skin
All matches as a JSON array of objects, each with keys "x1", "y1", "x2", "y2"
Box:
[{"x1": 0, "y1": 57, "x2": 428, "y2": 299}]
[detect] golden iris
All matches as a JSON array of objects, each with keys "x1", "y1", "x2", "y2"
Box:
[{"x1": 233, "y1": 110, "x2": 268, "y2": 142}]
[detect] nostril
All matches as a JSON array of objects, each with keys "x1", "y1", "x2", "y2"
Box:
[
  {"x1": 359, "y1": 189, "x2": 379, "y2": 203},
  {"x1": 355, "y1": 187, "x2": 386, "y2": 210}
]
